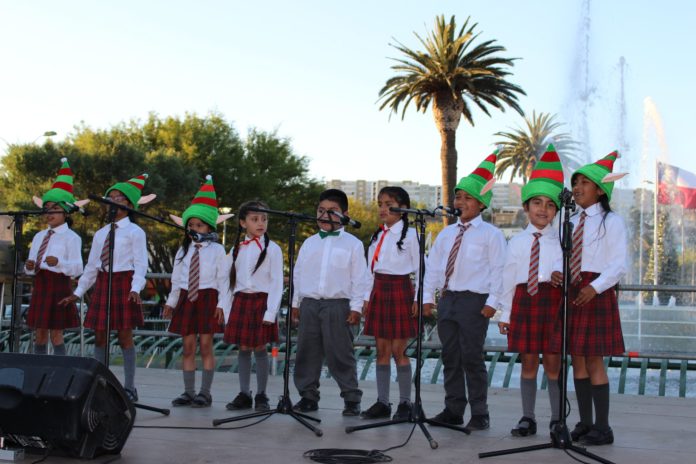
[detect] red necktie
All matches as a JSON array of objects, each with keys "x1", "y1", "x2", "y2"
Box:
[
  {"x1": 188, "y1": 244, "x2": 202, "y2": 302},
  {"x1": 370, "y1": 225, "x2": 389, "y2": 272},
  {"x1": 443, "y1": 223, "x2": 470, "y2": 290},
  {"x1": 241, "y1": 237, "x2": 262, "y2": 250},
  {"x1": 100, "y1": 224, "x2": 118, "y2": 271},
  {"x1": 527, "y1": 232, "x2": 542, "y2": 295},
  {"x1": 570, "y1": 212, "x2": 587, "y2": 284},
  {"x1": 35, "y1": 229, "x2": 54, "y2": 267}
]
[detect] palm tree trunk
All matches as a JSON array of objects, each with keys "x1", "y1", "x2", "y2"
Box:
[{"x1": 433, "y1": 92, "x2": 463, "y2": 225}]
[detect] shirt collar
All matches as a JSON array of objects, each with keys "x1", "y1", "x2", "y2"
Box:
[
  {"x1": 115, "y1": 216, "x2": 132, "y2": 227},
  {"x1": 524, "y1": 222, "x2": 554, "y2": 236},
  {"x1": 49, "y1": 223, "x2": 69, "y2": 234},
  {"x1": 385, "y1": 220, "x2": 404, "y2": 234},
  {"x1": 458, "y1": 214, "x2": 482, "y2": 228},
  {"x1": 579, "y1": 202, "x2": 602, "y2": 217}
]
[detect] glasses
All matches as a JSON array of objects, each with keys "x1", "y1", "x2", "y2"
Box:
[{"x1": 317, "y1": 207, "x2": 341, "y2": 216}]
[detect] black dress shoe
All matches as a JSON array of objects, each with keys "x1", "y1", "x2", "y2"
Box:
[
  {"x1": 570, "y1": 422, "x2": 592, "y2": 441},
  {"x1": 392, "y1": 401, "x2": 411, "y2": 420},
  {"x1": 191, "y1": 391, "x2": 212, "y2": 408},
  {"x1": 510, "y1": 416, "x2": 536, "y2": 436},
  {"x1": 431, "y1": 408, "x2": 464, "y2": 426},
  {"x1": 226, "y1": 392, "x2": 253, "y2": 410},
  {"x1": 579, "y1": 426, "x2": 614, "y2": 446},
  {"x1": 292, "y1": 397, "x2": 319, "y2": 412},
  {"x1": 254, "y1": 392, "x2": 270, "y2": 411},
  {"x1": 360, "y1": 401, "x2": 391, "y2": 419},
  {"x1": 125, "y1": 388, "x2": 138, "y2": 403},
  {"x1": 466, "y1": 414, "x2": 490, "y2": 430},
  {"x1": 342, "y1": 401, "x2": 361, "y2": 416},
  {"x1": 171, "y1": 391, "x2": 195, "y2": 406}
]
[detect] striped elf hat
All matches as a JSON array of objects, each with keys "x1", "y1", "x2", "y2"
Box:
[
  {"x1": 105, "y1": 173, "x2": 155, "y2": 210},
  {"x1": 40, "y1": 157, "x2": 76, "y2": 212},
  {"x1": 521, "y1": 144, "x2": 565, "y2": 208},
  {"x1": 454, "y1": 149, "x2": 498, "y2": 208},
  {"x1": 572, "y1": 151, "x2": 627, "y2": 201},
  {"x1": 171, "y1": 175, "x2": 234, "y2": 229}
]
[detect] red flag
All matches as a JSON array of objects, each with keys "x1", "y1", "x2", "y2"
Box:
[{"x1": 657, "y1": 161, "x2": 696, "y2": 209}]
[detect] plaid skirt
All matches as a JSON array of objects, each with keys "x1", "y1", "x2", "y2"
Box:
[
  {"x1": 566, "y1": 272, "x2": 625, "y2": 356},
  {"x1": 26, "y1": 270, "x2": 80, "y2": 329},
  {"x1": 168, "y1": 289, "x2": 223, "y2": 335},
  {"x1": 84, "y1": 271, "x2": 144, "y2": 331},
  {"x1": 508, "y1": 282, "x2": 562, "y2": 354},
  {"x1": 224, "y1": 292, "x2": 278, "y2": 346},
  {"x1": 364, "y1": 273, "x2": 417, "y2": 339}
]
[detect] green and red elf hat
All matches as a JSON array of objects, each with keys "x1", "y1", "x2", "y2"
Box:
[
  {"x1": 105, "y1": 173, "x2": 156, "y2": 210},
  {"x1": 521, "y1": 144, "x2": 565, "y2": 208},
  {"x1": 33, "y1": 157, "x2": 90, "y2": 213},
  {"x1": 572, "y1": 151, "x2": 628, "y2": 201},
  {"x1": 170, "y1": 175, "x2": 234, "y2": 229},
  {"x1": 454, "y1": 148, "x2": 498, "y2": 208}
]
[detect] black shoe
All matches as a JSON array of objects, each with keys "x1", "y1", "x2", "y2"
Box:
[
  {"x1": 511, "y1": 416, "x2": 537, "y2": 437},
  {"x1": 466, "y1": 414, "x2": 490, "y2": 430},
  {"x1": 226, "y1": 392, "x2": 253, "y2": 410},
  {"x1": 342, "y1": 401, "x2": 361, "y2": 417},
  {"x1": 570, "y1": 422, "x2": 592, "y2": 441},
  {"x1": 254, "y1": 392, "x2": 270, "y2": 411},
  {"x1": 191, "y1": 391, "x2": 212, "y2": 408},
  {"x1": 171, "y1": 391, "x2": 195, "y2": 407},
  {"x1": 393, "y1": 401, "x2": 411, "y2": 420},
  {"x1": 431, "y1": 408, "x2": 464, "y2": 426},
  {"x1": 125, "y1": 388, "x2": 138, "y2": 403},
  {"x1": 579, "y1": 426, "x2": 614, "y2": 446},
  {"x1": 293, "y1": 397, "x2": 318, "y2": 412},
  {"x1": 549, "y1": 419, "x2": 561, "y2": 431},
  {"x1": 360, "y1": 401, "x2": 391, "y2": 419}
]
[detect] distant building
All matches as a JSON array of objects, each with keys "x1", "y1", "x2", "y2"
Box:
[{"x1": 327, "y1": 179, "x2": 442, "y2": 206}]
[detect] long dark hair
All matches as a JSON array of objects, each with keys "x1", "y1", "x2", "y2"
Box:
[
  {"x1": 369, "y1": 186, "x2": 410, "y2": 253},
  {"x1": 229, "y1": 200, "x2": 271, "y2": 290},
  {"x1": 571, "y1": 173, "x2": 612, "y2": 239}
]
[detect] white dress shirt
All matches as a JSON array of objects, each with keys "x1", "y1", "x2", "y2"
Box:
[
  {"x1": 292, "y1": 229, "x2": 369, "y2": 312},
  {"x1": 423, "y1": 215, "x2": 506, "y2": 308},
  {"x1": 499, "y1": 223, "x2": 562, "y2": 323},
  {"x1": 74, "y1": 217, "x2": 148, "y2": 297},
  {"x1": 554, "y1": 202, "x2": 627, "y2": 294},
  {"x1": 220, "y1": 237, "x2": 284, "y2": 323},
  {"x1": 364, "y1": 220, "x2": 419, "y2": 300},
  {"x1": 25, "y1": 223, "x2": 83, "y2": 278},
  {"x1": 166, "y1": 241, "x2": 229, "y2": 309}
]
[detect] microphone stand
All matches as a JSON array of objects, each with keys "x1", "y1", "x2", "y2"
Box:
[
  {"x1": 88, "y1": 194, "x2": 177, "y2": 416},
  {"x1": 479, "y1": 189, "x2": 613, "y2": 463},
  {"x1": 212, "y1": 207, "x2": 342, "y2": 436},
  {"x1": 345, "y1": 206, "x2": 470, "y2": 449},
  {"x1": 0, "y1": 209, "x2": 46, "y2": 353}
]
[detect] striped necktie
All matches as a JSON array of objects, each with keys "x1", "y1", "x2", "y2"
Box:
[
  {"x1": 570, "y1": 212, "x2": 587, "y2": 284},
  {"x1": 100, "y1": 224, "x2": 118, "y2": 271},
  {"x1": 35, "y1": 229, "x2": 55, "y2": 267},
  {"x1": 188, "y1": 244, "x2": 202, "y2": 302},
  {"x1": 527, "y1": 232, "x2": 542, "y2": 295},
  {"x1": 443, "y1": 223, "x2": 470, "y2": 290},
  {"x1": 370, "y1": 225, "x2": 389, "y2": 272}
]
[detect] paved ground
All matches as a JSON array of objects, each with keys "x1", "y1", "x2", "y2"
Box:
[{"x1": 12, "y1": 367, "x2": 696, "y2": 464}]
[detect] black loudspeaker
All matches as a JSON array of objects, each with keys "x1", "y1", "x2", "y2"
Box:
[{"x1": 0, "y1": 353, "x2": 135, "y2": 459}]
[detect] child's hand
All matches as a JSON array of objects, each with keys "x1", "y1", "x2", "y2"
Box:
[
  {"x1": 498, "y1": 322, "x2": 510, "y2": 334},
  {"x1": 25, "y1": 260, "x2": 36, "y2": 271},
  {"x1": 215, "y1": 307, "x2": 225, "y2": 325},
  {"x1": 574, "y1": 285, "x2": 597, "y2": 306},
  {"x1": 44, "y1": 256, "x2": 58, "y2": 267},
  {"x1": 420, "y1": 303, "x2": 435, "y2": 318},
  {"x1": 58, "y1": 294, "x2": 78, "y2": 307},
  {"x1": 551, "y1": 271, "x2": 563, "y2": 287},
  {"x1": 162, "y1": 305, "x2": 173, "y2": 319},
  {"x1": 481, "y1": 305, "x2": 496, "y2": 319},
  {"x1": 128, "y1": 292, "x2": 142, "y2": 304},
  {"x1": 291, "y1": 307, "x2": 300, "y2": 326},
  {"x1": 346, "y1": 311, "x2": 361, "y2": 325},
  {"x1": 262, "y1": 321, "x2": 273, "y2": 326}
]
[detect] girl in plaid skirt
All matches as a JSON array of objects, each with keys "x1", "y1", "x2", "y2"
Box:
[
  {"x1": 223, "y1": 201, "x2": 283, "y2": 413},
  {"x1": 498, "y1": 145, "x2": 564, "y2": 438},
  {"x1": 164, "y1": 176, "x2": 232, "y2": 408},
  {"x1": 552, "y1": 152, "x2": 628, "y2": 446},
  {"x1": 360, "y1": 187, "x2": 419, "y2": 421}
]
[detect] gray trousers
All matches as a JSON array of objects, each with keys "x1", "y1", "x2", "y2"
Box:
[
  {"x1": 437, "y1": 291, "x2": 490, "y2": 416},
  {"x1": 293, "y1": 298, "x2": 362, "y2": 403}
]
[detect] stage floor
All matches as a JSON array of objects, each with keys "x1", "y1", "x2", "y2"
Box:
[{"x1": 28, "y1": 367, "x2": 696, "y2": 463}]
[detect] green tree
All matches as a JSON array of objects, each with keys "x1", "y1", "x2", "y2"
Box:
[
  {"x1": 379, "y1": 15, "x2": 525, "y2": 223},
  {"x1": 494, "y1": 111, "x2": 582, "y2": 183}
]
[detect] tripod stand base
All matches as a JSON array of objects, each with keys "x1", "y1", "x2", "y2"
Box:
[{"x1": 212, "y1": 395, "x2": 323, "y2": 437}]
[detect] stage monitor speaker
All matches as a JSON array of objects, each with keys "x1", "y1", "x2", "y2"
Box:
[{"x1": 0, "y1": 353, "x2": 135, "y2": 459}]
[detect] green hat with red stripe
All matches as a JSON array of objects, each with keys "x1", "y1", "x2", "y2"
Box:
[
  {"x1": 454, "y1": 149, "x2": 498, "y2": 208},
  {"x1": 572, "y1": 151, "x2": 627, "y2": 201},
  {"x1": 521, "y1": 144, "x2": 564, "y2": 208},
  {"x1": 41, "y1": 157, "x2": 76, "y2": 212},
  {"x1": 182, "y1": 175, "x2": 220, "y2": 228},
  {"x1": 105, "y1": 173, "x2": 152, "y2": 210}
]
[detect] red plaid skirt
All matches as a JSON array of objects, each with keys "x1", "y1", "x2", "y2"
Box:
[
  {"x1": 84, "y1": 271, "x2": 143, "y2": 331},
  {"x1": 364, "y1": 273, "x2": 417, "y2": 339},
  {"x1": 508, "y1": 282, "x2": 562, "y2": 354},
  {"x1": 168, "y1": 289, "x2": 223, "y2": 335},
  {"x1": 224, "y1": 292, "x2": 278, "y2": 346},
  {"x1": 565, "y1": 272, "x2": 625, "y2": 356},
  {"x1": 26, "y1": 270, "x2": 80, "y2": 329}
]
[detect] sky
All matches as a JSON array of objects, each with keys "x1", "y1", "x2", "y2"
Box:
[{"x1": 1, "y1": 0, "x2": 694, "y2": 188}]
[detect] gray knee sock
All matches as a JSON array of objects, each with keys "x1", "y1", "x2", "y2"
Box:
[
  {"x1": 548, "y1": 377, "x2": 561, "y2": 421},
  {"x1": 521, "y1": 377, "x2": 537, "y2": 420},
  {"x1": 183, "y1": 370, "x2": 196, "y2": 396},
  {"x1": 574, "y1": 377, "x2": 593, "y2": 426},
  {"x1": 34, "y1": 344, "x2": 47, "y2": 355},
  {"x1": 53, "y1": 344, "x2": 66, "y2": 356},
  {"x1": 122, "y1": 347, "x2": 136, "y2": 391},
  {"x1": 396, "y1": 363, "x2": 412, "y2": 404},
  {"x1": 94, "y1": 346, "x2": 106, "y2": 364},
  {"x1": 238, "y1": 350, "x2": 252, "y2": 395},
  {"x1": 200, "y1": 369, "x2": 214, "y2": 395},
  {"x1": 255, "y1": 350, "x2": 269, "y2": 394},
  {"x1": 376, "y1": 364, "x2": 391, "y2": 405}
]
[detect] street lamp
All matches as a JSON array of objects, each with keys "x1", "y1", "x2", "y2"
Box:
[
  {"x1": 32, "y1": 131, "x2": 57, "y2": 143},
  {"x1": 219, "y1": 207, "x2": 233, "y2": 248}
]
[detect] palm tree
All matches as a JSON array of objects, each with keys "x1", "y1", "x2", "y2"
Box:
[
  {"x1": 379, "y1": 15, "x2": 525, "y2": 222},
  {"x1": 494, "y1": 111, "x2": 582, "y2": 183}
]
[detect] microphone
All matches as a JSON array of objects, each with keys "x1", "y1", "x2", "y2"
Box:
[
  {"x1": 188, "y1": 229, "x2": 220, "y2": 242},
  {"x1": 63, "y1": 202, "x2": 90, "y2": 216},
  {"x1": 328, "y1": 210, "x2": 362, "y2": 229},
  {"x1": 558, "y1": 188, "x2": 575, "y2": 209},
  {"x1": 435, "y1": 206, "x2": 462, "y2": 218}
]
